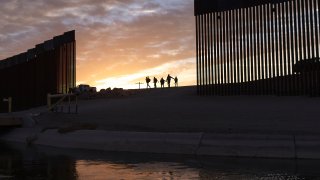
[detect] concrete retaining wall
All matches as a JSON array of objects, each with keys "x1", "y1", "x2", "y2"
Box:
[{"x1": 1, "y1": 128, "x2": 320, "y2": 159}]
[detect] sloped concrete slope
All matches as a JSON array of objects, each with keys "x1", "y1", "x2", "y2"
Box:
[{"x1": 2, "y1": 128, "x2": 320, "y2": 159}]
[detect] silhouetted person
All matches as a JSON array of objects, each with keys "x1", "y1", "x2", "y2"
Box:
[
  {"x1": 146, "y1": 76, "x2": 151, "y2": 89},
  {"x1": 174, "y1": 76, "x2": 178, "y2": 87},
  {"x1": 153, "y1": 77, "x2": 158, "y2": 88},
  {"x1": 166, "y1": 74, "x2": 174, "y2": 88},
  {"x1": 160, "y1": 77, "x2": 165, "y2": 88}
]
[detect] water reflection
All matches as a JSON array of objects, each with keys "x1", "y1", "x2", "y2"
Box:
[
  {"x1": 1, "y1": 142, "x2": 320, "y2": 179},
  {"x1": 76, "y1": 161, "x2": 199, "y2": 180}
]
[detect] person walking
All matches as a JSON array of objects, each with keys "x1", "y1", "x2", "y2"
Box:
[
  {"x1": 174, "y1": 76, "x2": 178, "y2": 87},
  {"x1": 145, "y1": 76, "x2": 151, "y2": 89},
  {"x1": 166, "y1": 74, "x2": 174, "y2": 88},
  {"x1": 153, "y1": 77, "x2": 158, "y2": 88},
  {"x1": 160, "y1": 77, "x2": 165, "y2": 88}
]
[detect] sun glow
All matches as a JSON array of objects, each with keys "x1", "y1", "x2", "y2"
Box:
[
  {"x1": 0, "y1": 0, "x2": 196, "y2": 91},
  {"x1": 93, "y1": 58, "x2": 196, "y2": 90}
]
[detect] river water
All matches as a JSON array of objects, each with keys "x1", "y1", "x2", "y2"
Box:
[{"x1": 1, "y1": 142, "x2": 320, "y2": 180}]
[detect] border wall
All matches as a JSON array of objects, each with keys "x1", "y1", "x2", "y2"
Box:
[
  {"x1": 0, "y1": 30, "x2": 76, "y2": 112},
  {"x1": 195, "y1": 0, "x2": 320, "y2": 96}
]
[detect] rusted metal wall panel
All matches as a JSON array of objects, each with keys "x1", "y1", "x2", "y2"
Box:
[{"x1": 0, "y1": 30, "x2": 76, "y2": 112}]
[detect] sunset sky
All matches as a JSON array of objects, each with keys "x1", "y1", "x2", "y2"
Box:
[{"x1": 0, "y1": 0, "x2": 196, "y2": 90}]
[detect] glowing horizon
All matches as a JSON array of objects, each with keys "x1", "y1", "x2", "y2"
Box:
[{"x1": 0, "y1": 0, "x2": 196, "y2": 91}]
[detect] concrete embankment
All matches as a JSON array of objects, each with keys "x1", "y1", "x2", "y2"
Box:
[
  {"x1": 2, "y1": 86, "x2": 320, "y2": 159},
  {"x1": 2, "y1": 127, "x2": 320, "y2": 159}
]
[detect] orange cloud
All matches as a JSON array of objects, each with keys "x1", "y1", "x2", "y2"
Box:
[{"x1": 0, "y1": 0, "x2": 196, "y2": 89}]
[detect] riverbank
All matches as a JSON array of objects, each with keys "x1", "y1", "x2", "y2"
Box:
[{"x1": 1, "y1": 86, "x2": 320, "y2": 159}]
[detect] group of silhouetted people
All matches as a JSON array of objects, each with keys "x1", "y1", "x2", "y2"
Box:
[{"x1": 145, "y1": 74, "x2": 178, "y2": 89}]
